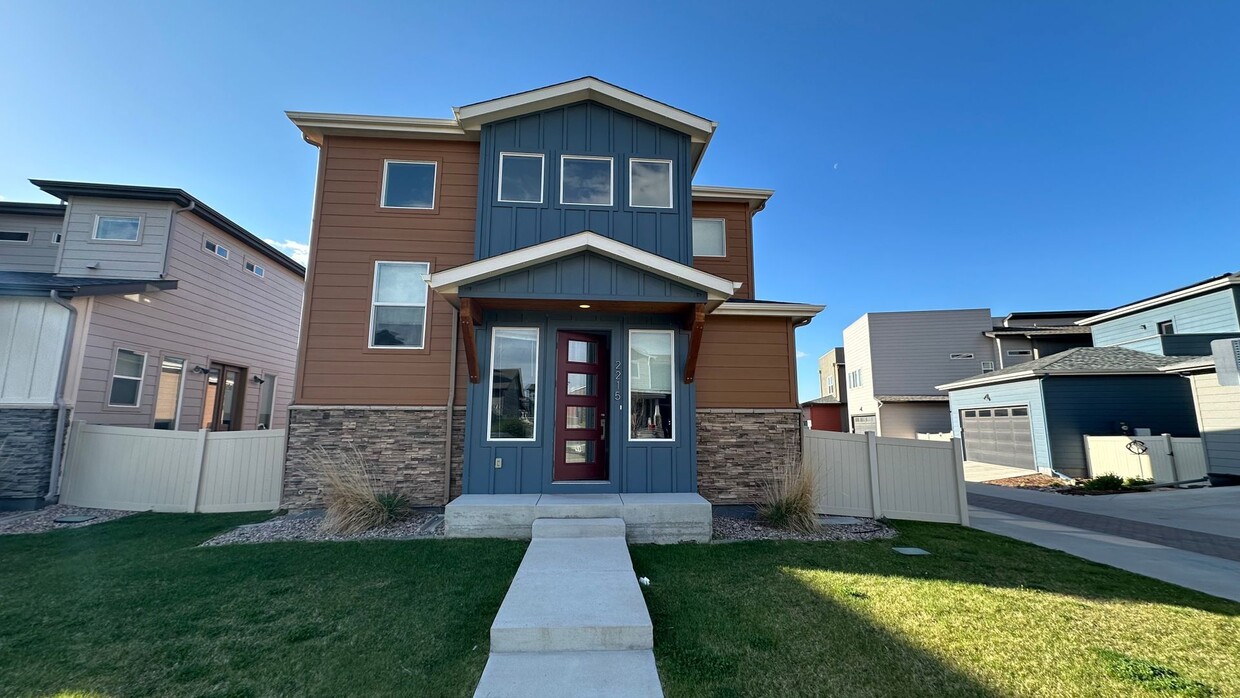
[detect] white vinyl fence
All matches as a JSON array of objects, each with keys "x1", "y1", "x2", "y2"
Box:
[
  {"x1": 58, "y1": 421, "x2": 285, "y2": 513},
  {"x1": 1083, "y1": 435, "x2": 1208, "y2": 483},
  {"x1": 804, "y1": 430, "x2": 969, "y2": 525},
  {"x1": 916, "y1": 432, "x2": 953, "y2": 442}
]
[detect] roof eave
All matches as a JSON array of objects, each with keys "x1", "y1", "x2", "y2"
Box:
[
  {"x1": 1078, "y1": 276, "x2": 1240, "y2": 325},
  {"x1": 286, "y1": 111, "x2": 470, "y2": 147}
]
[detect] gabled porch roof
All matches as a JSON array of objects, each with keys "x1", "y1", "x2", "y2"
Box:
[{"x1": 427, "y1": 231, "x2": 740, "y2": 311}]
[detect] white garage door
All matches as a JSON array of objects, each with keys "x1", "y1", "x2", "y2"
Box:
[{"x1": 961, "y1": 406, "x2": 1036, "y2": 470}]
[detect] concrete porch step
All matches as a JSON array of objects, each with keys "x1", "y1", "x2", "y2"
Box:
[
  {"x1": 445, "y1": 493, "x2": 711, "y2": 543},
  {"x1": 532, "y1": 517, "x2": 626, "y2": 539},
  {"x1": 474, "y1": 650, "x2": 663, "y2": 697}
]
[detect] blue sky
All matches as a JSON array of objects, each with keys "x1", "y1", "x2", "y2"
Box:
[{"x1": 2, "y1": 1, "x2": 1237, "y2": 400}]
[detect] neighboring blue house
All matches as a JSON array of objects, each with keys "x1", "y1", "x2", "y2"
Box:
[{"x1": 938, "y1": 271, "x2": 1240, "y2": 478}]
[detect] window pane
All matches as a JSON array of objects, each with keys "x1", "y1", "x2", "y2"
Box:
[
  {"x1": 561, "y1": 157, "x2": 612, "y2": 205},
  {"x1": 258, "y1": 373, "x2": 276, "y2": 429},
  {"x1": 566, "y1": 373, "x2": 596, "y2": 396},
  {"x1": 630, "y1": 331, "x2": 674, "y2": 440},
  {"x1": 96, "y1": 216, "x2": 140, "y2": 241},
  {"x1": 567, "y1": 340, "x2": 596, "y2": 364},
  {"x1": 499, "y1": 154, "x2": 543, "y2": 203},
  {"x1": 372, "y1": 306, "x2": 426, "y2": 347},
  {"x1": 115, "y1": 349, "x2": 145, "y2": 378},
  {"x1": 692, "y1": 219, "x2": 726, "y2": 256},
  {"x1": 153, "y1": 357, "x2": 184, "y2": 429},
  {"x1": 630, "y1": 160, "x2": 671, "y2": 208},
  {"x1": 383, "y1": 162, "x2": 436, "y2": 208},
  {"x1": 374, "y1": 262, "x2": 429, "y2": 304},
  {"x1": 565, "y1": 440, "x2": 595, "y2": 463},
  {"x1": 109, "y1": 377, "x2": 140, "y2": 407},
  {"x1": 218, "y1": 369, "x2": 241, "y2": 430},
  {"x1": 0, "y1": 231, "x2": 30, "y2": 242},
  {"x1": 566, "y1": 406, "x2": 596, "y2": 430},
  {"x1": 1012, "y1": 408, "x2": 1029, "y2": 416},
  {"x1": 489, "y1": 328, "x2": 539, "y2": 439}
]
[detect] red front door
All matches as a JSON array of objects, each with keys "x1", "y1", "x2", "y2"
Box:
[{"x1": 553, "y1": 332, "x2": 609, "y2": 481}]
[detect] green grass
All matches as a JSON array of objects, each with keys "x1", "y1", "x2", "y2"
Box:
[
  {"x1": 631, "y1": 521, "x2": 1240, "y2": 698},
  {"x1": 0, "y1": 513, "x2": 526, "y2": 697}
]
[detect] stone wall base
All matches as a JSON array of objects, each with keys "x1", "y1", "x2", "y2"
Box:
[
  {"x1": 283, "y1": 407, "x2": 461, "y2": 509},
  {"x1": 0, "y1": 408, "x2": 58, "y2": 510},
  {"x1": 696, "y1": 409, "x2": 803, "y2": 505}
]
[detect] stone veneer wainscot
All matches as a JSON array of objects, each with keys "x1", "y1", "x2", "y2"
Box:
[
  {"x1": 695, "y1": 408, "x2": 803, "y2": 504},
  {"x1": 0, "y1": 408, "x2": 59, "y2": 510}
]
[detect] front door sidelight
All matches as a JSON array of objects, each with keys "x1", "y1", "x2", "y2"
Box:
[{"x1": 554, "y1": 331, "x2": 609, "y2": 481}]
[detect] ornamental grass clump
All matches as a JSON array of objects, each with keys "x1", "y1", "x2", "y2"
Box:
[
  {"x1": 757, "y1": 464, "x2": 820, "y2": 533},
  {"x1": 309, "y1": 447, "x2": 411, "y2": 534}
]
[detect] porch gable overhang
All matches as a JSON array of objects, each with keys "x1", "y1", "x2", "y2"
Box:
[{"x1": 427, "y1": 231, "x2": 739, "y2": 311}]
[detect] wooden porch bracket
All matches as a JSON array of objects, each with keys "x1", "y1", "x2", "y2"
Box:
[
  {"x1": 460, "y1": 298, "x2": 482, "y2": 383},
  {"x1": 683, "y1": 303, "x2": 706, "y2": 384}
]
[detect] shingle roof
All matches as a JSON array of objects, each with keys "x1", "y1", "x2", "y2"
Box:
[
  {"x1": 874, "y1": 395, "x2": 950, "y2": 402},
  {"x1": 0, "y1": 271, "x2": 178, "y2": 297},
  {"x1": 938, "y1": 347, "x2": 1200, "y2": 390},
  {"x1": 800, "y1": 396, "x2": 843, "y2": 406}
]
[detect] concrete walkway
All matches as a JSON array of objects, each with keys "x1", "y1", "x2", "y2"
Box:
[
  {"x1": 474, "y1": 518, "x2": 662, "y2": 697},
  {"x1": 963, "y1": 461, "x2": 1034, "y2": 482},
  {"x1": 968, "y1": 483, "x2": 1240, "y2": 602}
]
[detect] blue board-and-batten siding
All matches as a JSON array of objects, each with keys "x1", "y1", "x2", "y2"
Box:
[
  {"x1": 1090, "y1": 288, "x2": 1240, "y2": 354},
  {"x1": 948, "y1": 380, "x2": 1053, "y2": 472},
  {"x1": 462, "y1": 310, "x2": 697, "y2": 496},
  {"x1": 475, "y1": 101, "x2": 693, "y2": 264},
  {"x1": 459, "y1": 252, "x2": 705, "y2": 303}
]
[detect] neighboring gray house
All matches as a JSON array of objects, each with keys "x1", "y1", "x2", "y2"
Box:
[
  {"x1": 1079, "y1": 271, "x2": 1240, "y2": 477},
  {"x1": 0, "y1": 181, "x2": 305, "y2": 510},
  {"x1": 841, "y1": 308, "x2": 1095, "y2": 438}
]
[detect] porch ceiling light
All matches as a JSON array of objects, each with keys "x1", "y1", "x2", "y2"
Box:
[{"x1": 579, "y1": 304, "x2": 591, "y2": 309}]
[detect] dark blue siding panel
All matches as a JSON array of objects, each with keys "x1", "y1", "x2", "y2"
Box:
[
  {"x1": 460, "y1": 252, "x2": 707, "y2": 303},
  {"x1": 477, "y1": 100, "x2": 693, "y2": 265},
  {"x1": 1042, "y1": 376, "x2": 1200, "y2": 477}
]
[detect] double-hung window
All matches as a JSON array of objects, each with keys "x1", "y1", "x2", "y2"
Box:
[
  {"x1": 691, "y1": 219, "x2": 726, "y2": 257},
  {"x1": 381, "y1": 160, "x2": 437, "y2": 209},
  {"x1": 369, "y1": 261, "x2": 430, "y2": 348},
  {"x1": 93, "y1": 215, "x2": 141, "y2": 242},
  {"x1": 498, "y1": 153, "x2": 544, "y2": 203},
  {"x1": 629, "y1": 330, "x2": 675, "y2": 441},
  {"x1": 108, "y1": 348, "x2": 147, "y2": 407},
  {"x1": 560, "y1": 156, "x2": 613, "y2": 206},
  {"x1": 629, "y1": 158, "x2": 672, "y2": 208}
]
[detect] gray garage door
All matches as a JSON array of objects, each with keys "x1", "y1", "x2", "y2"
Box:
[
  {"x1": 852, "y1": 414, "x2": 877, "y2": 434},
  {"x1": 961, "y1": 406, "x2": 1036, "y2": 470}
]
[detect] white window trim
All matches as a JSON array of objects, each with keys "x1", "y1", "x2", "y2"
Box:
[
  {"x1": 950, "y1": 353, "x2": 975, "y2": 360},
  {"x1": 0, "y1": 230, "x2": 33, "y2": 244},
  {"x1": 368, "y1": 260, "x2": 431, "y2": 350},
  {"x1": 156, "y1": 355, "x2": 187, "y2": 429},
  {"x1": 560, "y1": 155, "x2": 614, "y2": 207},
  {"x1": 1158, "y1": 319, "x2": 1176, "y2": 335},
  {"x1": 628, "y1": 157, "x2": 673, "y2": 209},
  {"x1": 381, "y1": 159, "x2": 438, "y2": 210},
  {"x1": 245, "y1": 260, "x2": 266, "y2": 278},
  {"x1": 51, "y1": 230, "x2": 62, "y2": 244},
  {"x1": 628, "y1": 329, "x2": 676, "y2": 442},
  {"x1": 1006, "y1": 349, "x2": 1033, "y2": 357},
  {"x1": 258, "y1": 373, "x2": 278, "y2": 429},
  {"x1": 91, "y1": 214, "x2": 143, "y2": 243},
  {"x1": 691, "y1": 218, "x2": 727, "y2": 257},
  {"x1": 497, "y1": 152, "x2": 545, "y2": 204},
  {"x1": 980, "y1": 361, "x2": 996, "y2": 373},
  {"x1": 108, "y1": 348, "x2": 148, "y2": 408},
  {"x1": 204, "y1": 239, "x2": 230, "y2": 259},
  {"x1": 487, "y1": 326, "x2": 539, "y2": 442}
]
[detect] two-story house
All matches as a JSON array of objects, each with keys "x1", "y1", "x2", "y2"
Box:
[
  {"x1": 0, "y1": 182, "x2": 304, "y2": 510},
  {"x1": 802, "y1": 347, "x2": 846, "y2": 431},
  {"x1": 841, "y1": 308, "x2": 1096, "y2": 438},
  {"x1": 281, "y1": 78, "x2": 823, "y2": 510}
]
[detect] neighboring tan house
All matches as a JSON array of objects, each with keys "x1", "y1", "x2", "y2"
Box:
[
  {"x1": 0, "y1": 182, "x2": 304, "y2": 510},
  {"x1": 842, "y1": 308, "x2": 1096, "y2": 438},
  {"x1": 802, "y1": 347, "x2": 846, "y2": 431},
  {"x1": 282, "y1": 77, "x2": 823, "y2": 508}
]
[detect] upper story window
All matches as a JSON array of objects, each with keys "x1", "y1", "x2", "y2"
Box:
[
  {"x1": 1006, "y1": 349, "x2": 1032, "y2": 357},
  {"x1": 498, "y1": 153, "x2": 544, "y2": 204},
  {"x1": 381, "y1": 160, "x2": 437, "y2": 209},
  {"x1": 560, "y1": 155, "x2": 613, "y2": 206},
  {"x1": 93, "y1": 215, "x2": 141, "y2": 242},
  {"x1": 691, "y1": 219, "x2": 726, "y2": 257},
  {"x1": 52, "y1": 231, "x2": 62, "y2": 244},
  {"x1": 204, "y1": 239, "x2": 229, "y2": 259},
  {"x1": 1157, "y1": 320, "x2": 1175, "y2": 336},
  {"x1": 370, "y1": 261, "x2": 430, "y2": 349},
  {"x1": 981, "y1": 361, "x2": 996, "y2": 373},
  {"x1": 245, "y1": 260, "x2": 265, "y2": 278},
  {"x1": 949, "y1": 353, "x2": 975, "y2": 360},
  {"x1": 629, "y1": 158, "x2": 672, "y2": 208},
  {"x1": 0, "y1": 231, "x2": 31, "y2": 243}
]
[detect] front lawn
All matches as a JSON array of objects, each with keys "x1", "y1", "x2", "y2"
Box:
[
  {"x1": 632, "y1": 521, "x2": 1240, "y2": 697},
  {"x1": 0, "y1": 513, "x2": 526, "y2": 697}
]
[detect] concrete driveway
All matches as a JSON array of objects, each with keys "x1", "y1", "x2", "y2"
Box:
[{"x1": 963, "y1": 461, "x2": 1035, "y2": 482}]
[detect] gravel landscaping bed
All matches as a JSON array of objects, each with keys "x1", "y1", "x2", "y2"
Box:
[
  {"x1": 712, "y1": 515, "x2": 897, "y2": 542},
  {"x1": 986, "y1": 474, "x2": 1072, "y2": 491},
  {"x1": 0, "y1": 505, "x2": 134, "y2": 535},
  {"x1": 201, "y1": 511, "x2": 443, "y2": 546}
]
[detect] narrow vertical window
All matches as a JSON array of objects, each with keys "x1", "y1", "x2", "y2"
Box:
[
  {"x1": 498, "y1": 153, "x2": 544, "y2": 203},
  {"x1": 691, "y1": 219, "x2": 726, "y2": 257},
  {"x1": 629, "y1": 330, "x2": 675, "y2": 441},
  {"x1": 108, "y1": 348, "x2": 147, "y2": 407},
  {"x1": 257, "y1": 373, "x2": 277, "y2": 429},
  {"x1": 381, "y1": 161, "x2": 437, "y2": 209},
  {"x1": 369, "y1": 261, "x2": 430, "y2": 348},
  {"x1": 153, "y1": 357, "x2": 185, "y2": 429},
  {"x1": 629, "y1": 159, "x2": 672, "y2": 208},
  {"x1": 488, "y1": 328, "x2": 539, "y2": 440}
]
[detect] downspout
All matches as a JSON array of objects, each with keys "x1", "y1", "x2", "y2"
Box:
[
  {"x1": 993, "y1": 335, "x2": 1004, "y2": 370},
  {"x1": 46, "y1": 290, "x2": 77, "y2": 502},
  {"x1": 443, "y1": 306, "x2": 460, "y2": 505}
]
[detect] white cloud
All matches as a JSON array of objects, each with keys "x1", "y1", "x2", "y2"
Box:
[
  {"x1": 265, "y1": 239, "x2": 310, "y2": 265},
  {"x1": 796, "y1": 351, "x2": 807, "y2": 359}
]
